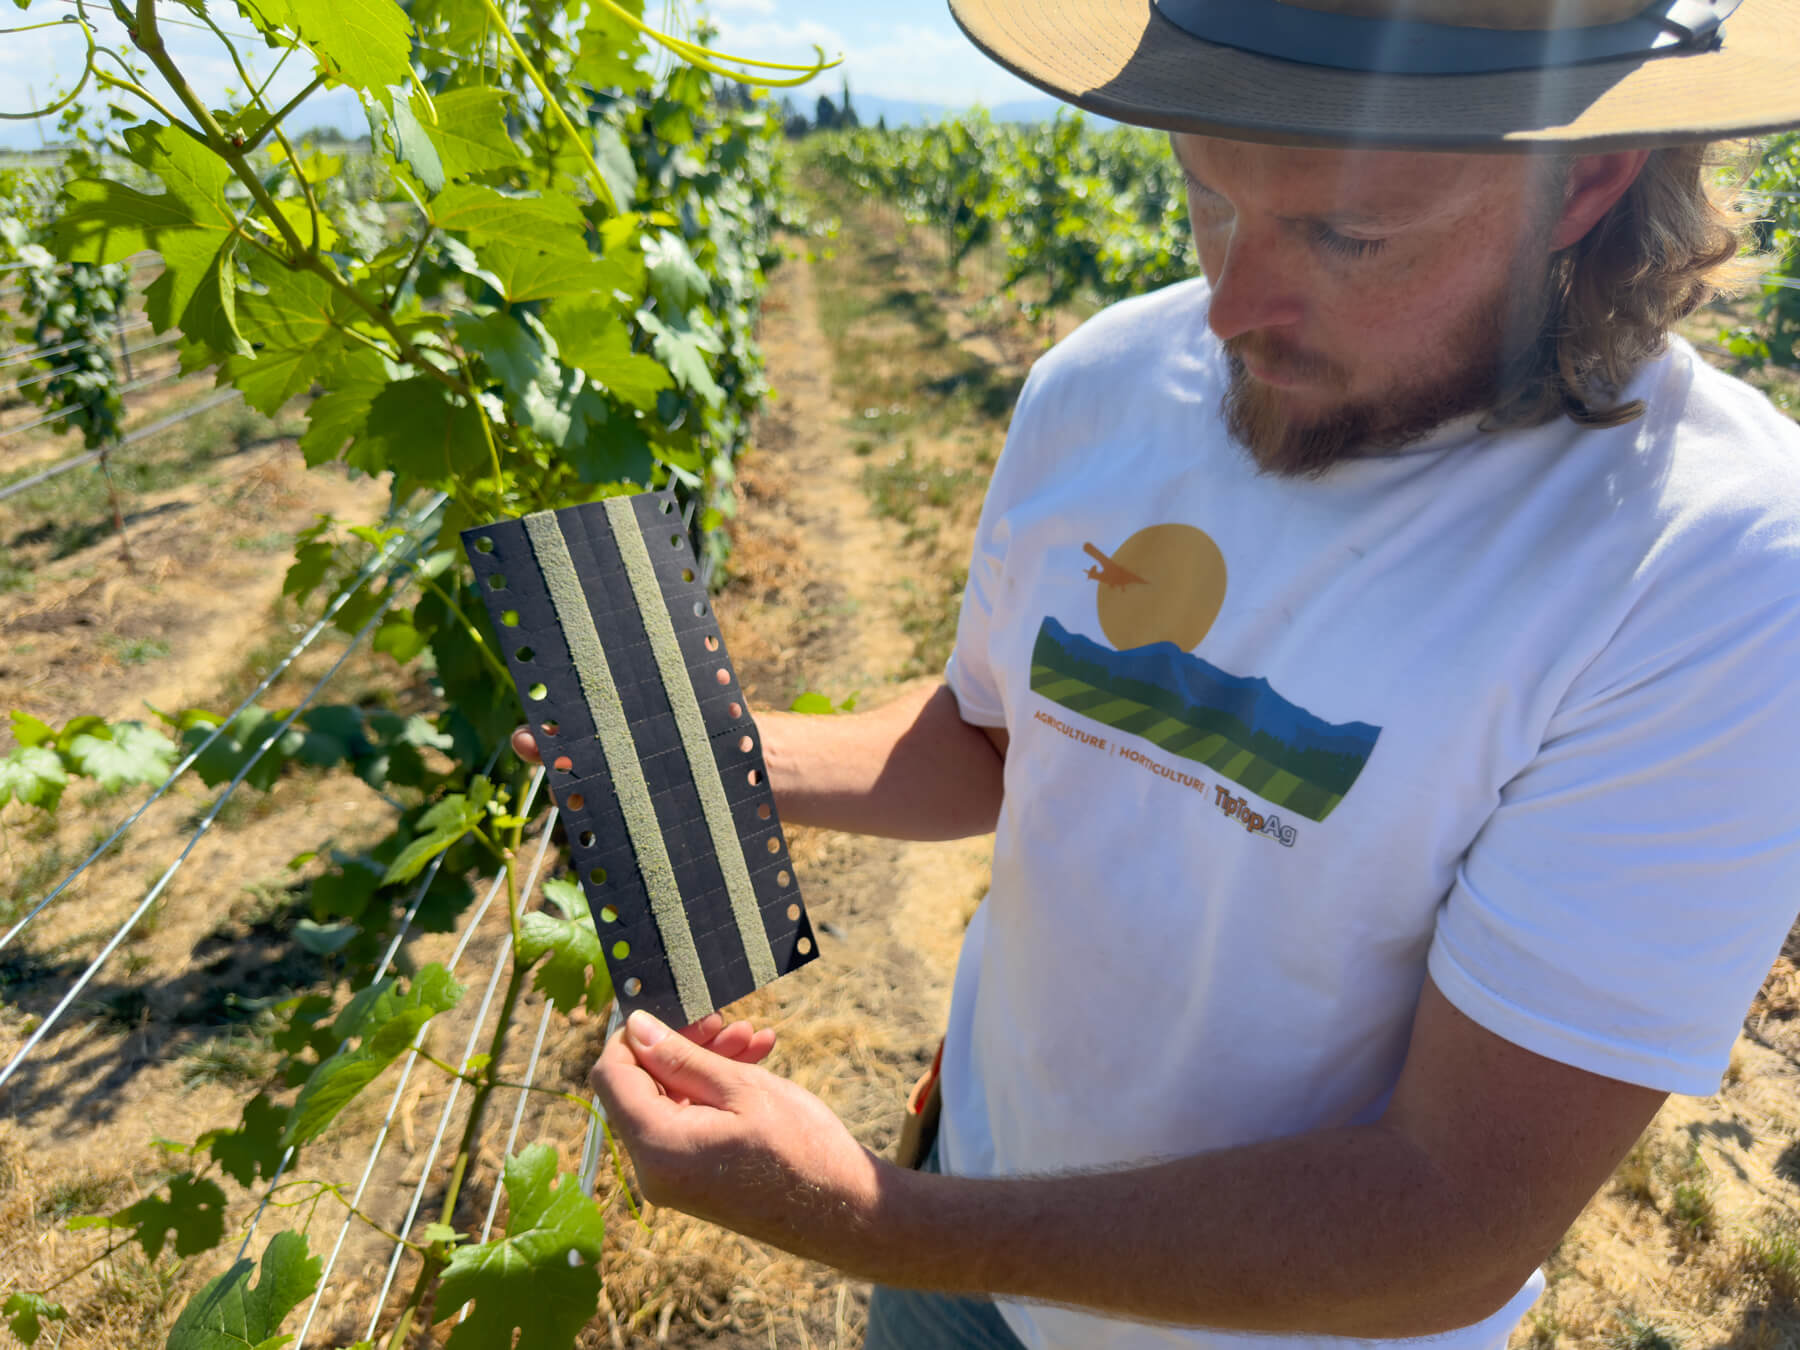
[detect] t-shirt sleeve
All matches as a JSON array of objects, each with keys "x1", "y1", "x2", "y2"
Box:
[
  {"x1": 1429, "y1": 589, "x2": 1800, "y2": 1096},
  {"x1": 943, "y1": 361, "x2": 1052, "y2": 730}
]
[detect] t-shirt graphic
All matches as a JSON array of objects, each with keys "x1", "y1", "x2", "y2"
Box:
[{"x1": 1031, "y1": 523, "x2": 1381, "y2": 822}]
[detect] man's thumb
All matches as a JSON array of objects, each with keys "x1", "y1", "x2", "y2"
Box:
[{"x1": 626, "y1": 1010, "x2": 737, "y2": 1107}]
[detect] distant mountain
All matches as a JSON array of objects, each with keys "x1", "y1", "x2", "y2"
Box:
[
  {"x1": 833, "y1": 94, "x2": 1103, "y2": 128},
  {"x1": 1034, "y1": 616, "x2": 1381, "y2": 795}
]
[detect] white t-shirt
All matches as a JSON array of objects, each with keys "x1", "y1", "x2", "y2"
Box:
[{"x1": 939, "y1": 277, "x2": 1800, "y2": 1350}]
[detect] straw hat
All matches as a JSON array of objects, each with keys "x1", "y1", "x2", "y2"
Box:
[{"x1": 947, "y1": 0, "x2": 1800, "y2": 150}]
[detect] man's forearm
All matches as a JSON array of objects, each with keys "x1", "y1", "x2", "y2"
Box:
[
  {"x1": 759, "y1": 681, "x2": 1005, "y2": 840},
  {"x1": 844, "y1": 1125, "x2": 1532, "y2": 1340}
]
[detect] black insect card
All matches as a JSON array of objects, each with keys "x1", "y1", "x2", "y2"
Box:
[{"x1": 461, "y1": 491, "x2": 817, "y2": 1027}]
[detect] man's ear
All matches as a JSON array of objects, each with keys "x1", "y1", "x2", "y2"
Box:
[{"x1": 1547, "y1": 149, "x2": 1652, "y2": 251}]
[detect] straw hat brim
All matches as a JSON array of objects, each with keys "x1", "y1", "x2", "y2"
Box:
[{"x1": 947, "y1": 0, "x2": 1800, "y2": 151}]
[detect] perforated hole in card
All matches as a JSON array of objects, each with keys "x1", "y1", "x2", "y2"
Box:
[{"x1": 462, "y1": 491, "x2": 818, "y2": 1027}]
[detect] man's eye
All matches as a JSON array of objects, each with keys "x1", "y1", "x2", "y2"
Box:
[{"x1": 1312, "y1": 224, "x2": 1385, "y2": 259}]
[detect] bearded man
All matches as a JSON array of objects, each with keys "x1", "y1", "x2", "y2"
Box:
[{"x1": 542, "y1": 3, "x2": 1800, "y2": 1347}]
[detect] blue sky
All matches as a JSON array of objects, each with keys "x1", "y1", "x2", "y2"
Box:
[{"x1": 0, "y1": 2, "x2": 1046, "y2": 148}]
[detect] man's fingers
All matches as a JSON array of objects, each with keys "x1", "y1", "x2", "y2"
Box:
[
  {"x1": 590, "y1": 1026, "x2": 675, "y2": 1127},
  {"x1": 680, "y1": 1013, "x2": 726, "y2": 1046},
  {"x1": 625, "y1": 1010, "x2": 741, "y2": 1109},
  {"x1": 511, "y1": 727, "x2": 540, "y2": 764}
]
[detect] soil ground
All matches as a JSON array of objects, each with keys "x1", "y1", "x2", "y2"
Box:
[{"x1": 1, "y1": 173, "x2": 1799, "y2": 1350}]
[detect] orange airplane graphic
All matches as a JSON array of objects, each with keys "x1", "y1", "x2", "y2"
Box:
[{"x1": 1083, "y1": 542, "x2": 1148, "y2": 590}]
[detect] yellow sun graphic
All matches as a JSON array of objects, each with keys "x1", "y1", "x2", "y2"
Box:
[{"x1": 1085, "y1": 524, "x2": 1227, "y2": 652}]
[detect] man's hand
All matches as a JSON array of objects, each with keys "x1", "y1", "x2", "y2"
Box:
[{"x1": 592, "y1": 1010, "x2": 888, "y2": 1262}]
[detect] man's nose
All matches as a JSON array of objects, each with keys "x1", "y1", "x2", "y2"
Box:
[{"x1": 1203, "y1": 234, "x2": 1306, "y2": 345}]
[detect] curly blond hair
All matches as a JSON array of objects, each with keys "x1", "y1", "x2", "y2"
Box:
[{"x1": 1492, "y1": 142, "x2": 1764, "y2": 431}]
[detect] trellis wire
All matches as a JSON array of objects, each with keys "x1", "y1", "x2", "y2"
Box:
[
  {"x1": 6, "y1": 330, "x2": 181, "y2": 396},
  {"x1": 0, "y1": 362, "x2": 188, "y2": 442},
  {"x1": 0, "y1": 317, "x2": 151, "y2": 371},
  {"x1": 0, "y1": 388, "x2": 244, "y2": 504},
  {"x1": 224, "y1": 747, "x2": 517, "y2": 1263},
  {"x1": 356, "y1": 815, "x2": 561, "y2": 1345},
  {"x1": 0, "y1": 534, "x2": 441, "y2": 1093},
  {"x1": 0, "y1": 491, "x2": 443, "y2": 954},
  {"x1": 287, "y1": 796, "x2": 553, "y2": 1347}
]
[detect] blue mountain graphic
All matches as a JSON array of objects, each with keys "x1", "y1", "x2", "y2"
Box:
[{"x1": 1036, "y1": 616, "x2": 1380, "y2": 763}]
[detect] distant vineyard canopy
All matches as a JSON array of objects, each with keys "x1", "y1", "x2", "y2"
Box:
[
  {"x1": 804, "y1": 112, "x2": 1192, "y2": 322},
  {"x1": 809, "y1": 116, "x2": 1800, "y2": 369}
]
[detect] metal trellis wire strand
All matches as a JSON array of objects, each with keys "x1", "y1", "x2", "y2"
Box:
[
  {"x1": 0, "y1": 319, "x2": 151, "y2": 371},
  {"x1": 0, "y1": 363, "x2": 189, "y2": 443},
  {"x1": 228, "y1": 755, "x2": 517, "y2": 1268},
  {"x1": 0, "y1": 494, "x2": 445, "y2": 954},
  {"x1": 0, "y1": 388, "x2": 243, "y2": 504},
  {"x1": 234, "y1": 746, "x2": 530, "y2": 1272},
  {"x1": 289, "y1": 795, "x2": 554, "y2": 1348},
  {"x1": 9, "y1": 332, "x2": 177, "y2": 394},
  {"x1": 0, "y1": 545, "x2": 438, "y2": 1093},
  {"x1": 357, "y1": 817, "x2": 560, "y2": 1345}
]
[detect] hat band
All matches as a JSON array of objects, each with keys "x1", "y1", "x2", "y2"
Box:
[{"x1": 1151, "y1": 0, "x2": 1740, "y2": 74}]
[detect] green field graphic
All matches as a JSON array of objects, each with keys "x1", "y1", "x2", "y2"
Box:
[{"x1": 1030, "y1": 663, "x2": 1347, "y2": 822}]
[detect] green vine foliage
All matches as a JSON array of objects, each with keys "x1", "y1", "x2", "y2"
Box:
[
  {"x1": 1, "y1": 0, "x2": 810, "y2": 1344},
  {"x1": 1722, "y1": 133, "x2": 1800, "y2": 371},
  {"x1": 806, "y1": 112, "x2": 1192, "y2": 325}
]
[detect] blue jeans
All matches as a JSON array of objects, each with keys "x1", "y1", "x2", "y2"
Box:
[{"x1": 862, "y1": 1140, "x2": 1028, "y2": 1350}]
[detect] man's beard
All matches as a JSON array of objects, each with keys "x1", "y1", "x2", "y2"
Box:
[{"x1": 1220, "y1": 251, "x2": 1558, "y2": 480}]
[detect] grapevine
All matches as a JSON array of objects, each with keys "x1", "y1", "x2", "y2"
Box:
[
  {"x1": 805, "y1": 112, "x2": 1193, "y2": 330},
  {"x1": 0, "y1": 1, "x2": 833, "y2": 1346}
]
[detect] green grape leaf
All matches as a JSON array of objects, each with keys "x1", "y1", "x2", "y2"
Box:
[
  {"x1": 573, "y1": 6, "x2": 649, "y2": 93},
  {"x1": 164, "y1": 1229, "x2": 320, "y2": 1350},
  {"x1": 382, "y1": 788, "x2": 487, "y2": 885},
  {"x1": 452, "y1": 310, "x2": 556, "y2": 404},
  {"x1": 310, "y1": 858, "x2": 383, "y2": 921},
  {"x1": 65, "y1": 722, "x2": 178, "y2": 791},
  {"x1": 53, "y1": 124, "x2": 226, "y2": 263},
  {"x1": 427, "y1": 87, "x2": 521, "y2": 179},
  {"x1": 564, "y1": 418, "x2": 653, "y2": 488},
  {"x1": 197, "y1": 1093, "x2": 289, "y2": 1188},
  {"x1": 272, "y1": 199, "x2": 340, "y2": 252},
  {"x1": 474, "y1": 239, "x2": 633, "y2": 305},
  {"x1": 519, "y1": 878, "x2": 611, "y2": 1014},
  {"x1": 69, "y1": 1174, "x2": 226, "y2": 1261},
  {"x1": 643, "y1": 230, "x2": 708, "y2": 312},
  {"x1": 53, "y1": 715, "x2": 108, "y2": 753},
  {"x1": 538, "y1": 296, "x2": 671, "y2": 411},
  {"x1": 638, "y1": 307, "x2": 723, "y2": 407},
  {"x1": 261, "y1": 0, "x2": 412, "y2": 99},
  {"x1": 56, "y1": 125, "x2": 248, "y2": 357},
  {"x1": 516, "y1": 367, "x2": 611, "y2": 450},
  {"x1": 3, "y1": 1294, "x2": 67, "y2": 1346},
  {"x1": 183, "y1": 707, "x2": 288, "y2": 791},
  {"x1": 590, "y1": 124, "x2": 637, "y2": 214},
  {"x1": 356, "y1": 378, "x2": 491, "y2": 486},
  {"x1": 299, "y1": 349, "x2": 391, "y2": 468},
  {"x1": 430, "y1": 184, "x2": 586, "y2": 250},
  {"x1": 0, "y1": 746, "x2": 67, "y2": 811},
  {"x1": 386, "y1": 88, "x2": 447, "y2": 196},
  {"x1": 9, "y1": 711, "x2": 57, "y2": 749},
  {"x1": 372, "y1": 612, "x2": 429, "y2": 664},
  {"x1": 434, "y1": 1144, "x2": 606, "y2": 1350},
  {"x1": 153, "y1": 233, "x2": 251, "y2": 359},
  {"x1": 221, "y1": 263, "x2": 347, "y2": 415},
  {"x1": 284, "y1": 964, "x2": 464, "y2": 1148}
]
